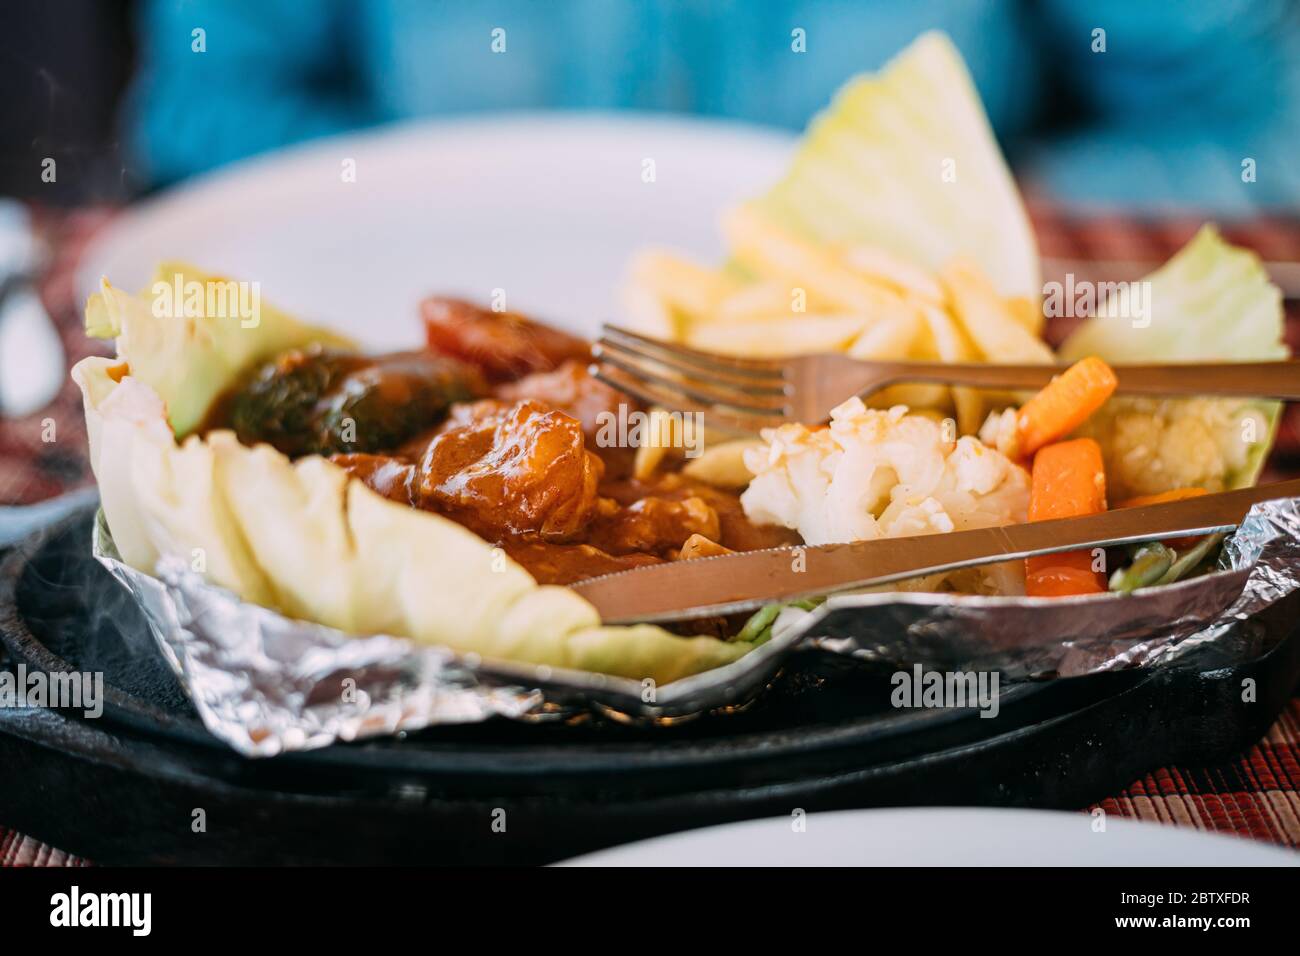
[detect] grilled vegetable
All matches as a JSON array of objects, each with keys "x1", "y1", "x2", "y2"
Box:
[
  {"x1": 1016, "y1": 356, "x2": 1118, "y2": 457},
  {"x1": 1108, "y1": 542, "x2": 1175, "y2": 593},
  {"x1": 1060, "y1": 226, "x2": 1287, "y2": 497},
  {"x1": 1024, "y1": 438, "x2": 1108, "y2": 597},
  {"x1": 422, "y1": 297, "x2": 591, "y2": 383},
  {"x1": 1155, "y1": 532, "x2": 1227, "y2": 587},
  {"x1": 221, "y1": 347, "x2": 484, "y2": 457}
]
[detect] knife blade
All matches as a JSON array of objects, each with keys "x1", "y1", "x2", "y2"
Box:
[{"x1": 571, "y1": 478, "x2": 1300, "y2": 624}]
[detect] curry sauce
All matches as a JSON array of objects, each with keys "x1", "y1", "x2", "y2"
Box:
[{"x1": 203, "y1": 301, "x2": 794, "y2": 585}]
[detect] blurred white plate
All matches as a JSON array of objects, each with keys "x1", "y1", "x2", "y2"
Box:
[
  {"x1": 79, "y1": 113, "x2": 794, "y2": 349},
  {"x1": 560, "y1": 807, "x2": 1299, "y2": 866}
]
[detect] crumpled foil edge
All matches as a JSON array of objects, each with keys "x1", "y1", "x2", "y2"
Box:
[{"x1": 92, "y1": 497, "x2": 1300, "y2": 757}]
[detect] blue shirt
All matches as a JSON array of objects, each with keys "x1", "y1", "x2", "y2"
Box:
[{"x1": 129, "y1": 0, "x2": 1300, "y2": 213}]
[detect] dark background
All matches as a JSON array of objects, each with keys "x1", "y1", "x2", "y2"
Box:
[{"x1": 0, "y1": 0, "x2": 135, "y2": 204}]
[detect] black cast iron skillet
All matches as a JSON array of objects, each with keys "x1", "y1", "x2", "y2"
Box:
[{"x1": 1, "y1": 505, "x2": 1296, "y2": 864}]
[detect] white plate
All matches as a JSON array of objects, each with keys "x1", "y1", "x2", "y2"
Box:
[
  {"x1": 79, "y1": 113, "x2": 794, "y2": 349},
  {"x1": 559, "y1": 807, "x2": 1300, "y2": 866}
]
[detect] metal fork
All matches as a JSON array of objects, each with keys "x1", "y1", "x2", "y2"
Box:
[{"x1": 592, "y1": 325, "x2": 1300, "y2": 431}]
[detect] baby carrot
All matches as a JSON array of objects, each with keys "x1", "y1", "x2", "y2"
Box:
[
  {"x1": 1027, "y1": 438, "x2": 1107, "y2": 521},
  {"x1": 1016, "y1": 356, "x2": 1118, "y2": 457},
  {"x1": 1024, "y1": 563, "x2": 1107, "y2": 597},
  {"x1": 1025, "y1": 437, "x2": 1108, "y2": 597}
]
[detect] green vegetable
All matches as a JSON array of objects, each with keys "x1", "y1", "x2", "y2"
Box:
[
  {"x1": 751, "y1": 31, "x2": 1040, "y2": 301},
  {"x1": 85, "y1": 263, "x2": 354, "y2": 438},
  {"x1": 1109, "y1": 542, "x2": 1175, "y2": 593},
  {"x1": 1108, "y1": 532, "x2": 1230, "y2": 594},
  {"x1": 735, "y1": 604, "x2": 781, "y2": 644},
  {"x1": 75, "y1": 355, "x2": 757, "y2": 685},
  {"x1": 1060, "y1": 227, "x2": 1288, "y2": 493},
  {"x1": 1155, "y1": 533, "x2": 1228, "y2": 587},
  {"x1": 734, "y1": 598, "x2": 823, "y2": 646},
  {"x1": 225, "y1": 348, "x2": 481, "y2": 457}
]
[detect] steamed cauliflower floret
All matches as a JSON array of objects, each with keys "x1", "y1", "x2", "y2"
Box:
[
  {"x1": 1076, "y1": 397, "x2": 1268, "y2": 500},
  {"x1": 978, "y1": 407, "x2": 1019, "y2": 459},
  {"x1": 741, "y1": 397, "x2": 1030, "y2": 547}
]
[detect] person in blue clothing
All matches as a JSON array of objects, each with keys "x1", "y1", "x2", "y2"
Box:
[{"x1": 127, "y1": 0, "x2": 1300, "y2": 213}]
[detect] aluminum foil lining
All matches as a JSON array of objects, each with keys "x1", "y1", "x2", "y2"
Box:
[{"x1": 92, "y1": 497, "x2": 1300, "y2": 757}]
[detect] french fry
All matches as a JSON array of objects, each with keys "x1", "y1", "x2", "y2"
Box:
[
  {"x1": 864, "y1": 316, "x2": 949, "y2": 410},
  {"x1": 723, "y1": 206, "x2": 916, "y2": 322},
  {"x1": 619, "y1": 281, "x2": 684, "y2": 341},
  {"x1": 680, "y1": 439, "x2": 763, "y2": 489},
  {"x1": 686, "y1": 314, "x2": 868, "y2": 357},
  {"x1": 632, "y1": 407, "x2": 681, "y2": 479},
  {"x1": 713, "y1": 280, "x2": 833, "y2": 324},
  {"x1": 846, "y1": 308, "x2": 923, "y2": 360},
  {"x1": 841, "y1": 244, "x2": 945, "y2": 303},
  {"x1": 908, "y1": 408, "x2": 949, "y2": 424},
  {"x1": 940, "y1": 258, "x2": 1055, "y2": 364},
  {"x1": 627, "y1": 249, "x2": 743, "y2": 321},
  {"x1": 918, "y1": 302, "x2": 984, "y2": 435},
  {"x1": 631, "y1": 407, "x2": 729, "y2": 478},
  {"x1": 1005, "y1": 295, "x2": 1045, "y2": 336},
  {"x1": 616, "y1": 208, "x2": 1059, "y2": 440}
]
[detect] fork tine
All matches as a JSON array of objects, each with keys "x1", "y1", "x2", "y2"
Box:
[
  {"x1": 595, "y1": 335, "x2": 788, "y2": 397},
  {"x1": 596, "y1": 338, "x2": 788, "y2": 406},
  {"x1": 601, "y1": 325, "x2": 786, "y2": 381},
  {"x1": 591, "y1": 363, "x2": 786, "y2": 433},
  {"x1": 595, "y1": 350, "x2": 788, "y2": 420}
]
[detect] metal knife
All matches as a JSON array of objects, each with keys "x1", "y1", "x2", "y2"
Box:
[{"x1": 571, "y1": 478, "x2": 1300, "y2": 624}]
